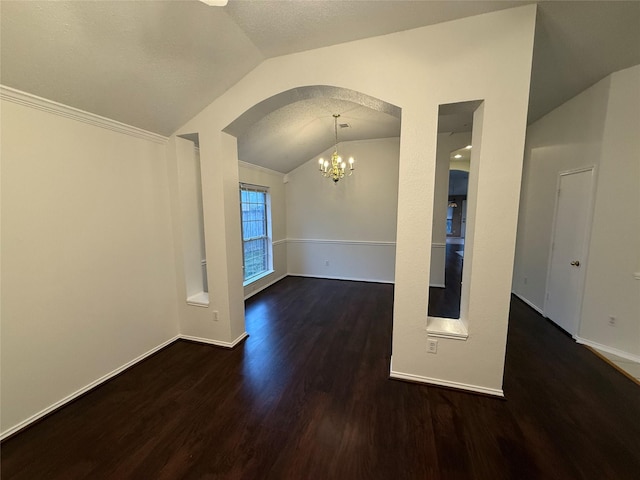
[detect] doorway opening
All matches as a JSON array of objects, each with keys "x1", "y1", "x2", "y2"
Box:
[{"x1": 428, "y1": 100, "x2": 480, "y2": 323}]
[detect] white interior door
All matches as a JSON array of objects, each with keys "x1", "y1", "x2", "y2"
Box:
[{"x1": 545, "y1": 168, "x2": 594, "y2": 335}]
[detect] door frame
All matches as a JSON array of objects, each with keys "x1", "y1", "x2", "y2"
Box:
[{"x1": 543, "y1": 166, "x2": 597, "y2": 337}]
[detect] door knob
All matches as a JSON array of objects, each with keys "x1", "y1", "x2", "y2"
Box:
[{"x1": 570, "y1": 260, "x2": 580, "y2": 267}]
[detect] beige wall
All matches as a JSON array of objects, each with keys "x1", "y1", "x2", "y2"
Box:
[
  {"x1": 175, "y1": 5, "x2": 537, "y2": 395},
  {"x1": 1, "y1": 95, "x2": 179, "y2": 436}
]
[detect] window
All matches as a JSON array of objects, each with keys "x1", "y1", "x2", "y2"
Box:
[{"x1": 240, "y1": 183, "x2": 272, "y2": 284}]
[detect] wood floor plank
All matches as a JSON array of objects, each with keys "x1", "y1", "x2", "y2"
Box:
[{"x1": 2, "y1": 276, "x2": 639, "y2": 479}]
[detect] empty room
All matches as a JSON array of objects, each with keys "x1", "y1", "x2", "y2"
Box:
[{"x1": 1, "y1": 1, "x2": 639, "y2": 479}]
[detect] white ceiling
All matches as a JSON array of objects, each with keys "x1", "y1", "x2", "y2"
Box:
[
  {"x1": 236, "y1": 98, "x2": 401, "y2": 174},
  {"x1": 1, "y1": 1, "x2": 639, "y2": 173}
]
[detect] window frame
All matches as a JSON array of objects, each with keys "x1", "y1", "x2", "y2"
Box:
[{"x1": 239, "y1": 183, "x2": 273, "y2": 285}]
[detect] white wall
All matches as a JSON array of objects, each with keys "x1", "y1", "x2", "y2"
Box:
[
  {"x1": 238, "y1": 161, "x2": 288, "y2": 297},
  {"x1": 0, "y1": 91, "x2": 180, "y2": 436},
  {"x1": 513, "y1": 64, "x2": 640, "y2": 359},
  {"x1": 175, "y1": 4, "x2": 536, "y2": 395},
  {"x1": 580, "y1": 66, "x2": 639, "y2": 357},
  {"x1": 286, "y1": 138, "x2": 399, "y2": 283},
  {"x1": 513, "y1": 77, "x2": 610, "y2": 309},
  {"x1": 175, "y1": 138, "x2": 208, "y2": 298},
  {"x1": 166, "y1": 133, "x2": 246, "y2": 346}
]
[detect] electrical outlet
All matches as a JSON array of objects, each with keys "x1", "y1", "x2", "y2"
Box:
[
  {"x1": 213, "y1": 310, "x2": 219, "y2": 322},
  {"x1": 608, "y1": 316, "x2": 616, "y2": 326},
  {"x1": 427, "y1": 339, "x2": 438, "y2": 354}
]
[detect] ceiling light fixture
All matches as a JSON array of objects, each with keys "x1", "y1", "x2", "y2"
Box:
[
  {"x1": 454, "y1": 154, "x2": 463, "y2": 159},
  {"x1": 318, "y1": 114, "x2": 355, "y2": 184},
  {"x1": 465, "y1": 145, "x2": 472, "y2": 150}
]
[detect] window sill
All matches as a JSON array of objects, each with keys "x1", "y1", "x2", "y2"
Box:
[
  {"x1": 426, "y1": 316, "x2": 468, "y2": 340},
  {"x1": 243, "y1": 269, "x2": 275, "y2": 287},
  {"x1": 186, "y1": 292, "x2": 209, "y2": 307}
]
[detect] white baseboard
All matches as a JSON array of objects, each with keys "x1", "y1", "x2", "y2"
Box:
[
  {"x1": 288, "y1": 273, "x2": 394, "y2": 284},
  {"x1": 575, "y1": 337, "x2": 640, "y2": 363},
  {"x1": 389, "y1": 368, "x2": 504, "y2": 397},
  {"x1": 0, "y1": 335, "x2": 180, "y2": 441},
  {"x1": 0, "y1": 331, "x2": 253, "y2": 441},
  {"x1": 244, "y1": 274, "x2": 287, "y2": 300},
  {"x1": 179, "y1": 332, "x2": 248, "y2": 349},
  {"x1": 512, "y1": 291, "x2": 544, "y2": 315}
]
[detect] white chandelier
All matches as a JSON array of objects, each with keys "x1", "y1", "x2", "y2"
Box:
[{"x1": 318, "y1": 114, "x2": 355, "y2": 183}]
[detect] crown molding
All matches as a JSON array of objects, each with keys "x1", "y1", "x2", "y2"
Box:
[{"x1": 0, "y1": 85, "x2": 168, "y2": 145}]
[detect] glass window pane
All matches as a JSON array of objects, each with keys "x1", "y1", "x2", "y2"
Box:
[{"x1": 240, "y1": 185, "x2": 270, "y2": 282}]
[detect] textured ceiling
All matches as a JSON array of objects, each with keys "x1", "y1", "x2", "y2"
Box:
[
  {"x1": 224, "y1": 0, "x2": 529, "y2": 58},
  {"x1": 1, "y1": 1, "x2": 639, "y2": 173},
  {"x1": 0, "y1": 0, "x2": 263, "y2": 135},
  {"x1": 237, "y1": 98, "x2": 400, "y2": 173}
]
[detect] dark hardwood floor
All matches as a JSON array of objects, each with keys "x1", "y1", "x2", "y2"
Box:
[
  {"x1": 2, "y1": 277, "x2": 639, "y2": 479},
  {"x1": 428, "y1": 241, "x2": 463, "y2": 319}
]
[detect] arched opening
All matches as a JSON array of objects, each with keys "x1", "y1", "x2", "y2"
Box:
[{"x1": 221, "y1": 86, "x2": 403, "y2": 347}]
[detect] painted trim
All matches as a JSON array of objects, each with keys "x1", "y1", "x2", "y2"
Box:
[
  {"x1": 512, "y1": 292, "x2": 544, "y2": 315},
  {"x1": 180, "y1": 332, "x2": 249, "y2": 349},
  {"x1": 286, "y1": 238, "x2": 395, "y2": 247},
  {"x1": 575, "y1": 337, "x2": 640, "y2": 364},
  {"x1": 288, "y1": 273, "x2": 394, "y2": 284},
  {"x1": 0, "y1": 331, "x2": 253, "y2": 440},
  {"x1": 431, "y1": 242, "x2": 446, "y2": 248},
  {"x1": 429, "y1": 283, "x2": 446, "y2": 288},
  {"x1": 244, "y1": 274, "x2": 287, "y2": 300},
  {"x1": 243, "y1": 269, "x2": 275, "y2": 287},
  {"x1": 0, "y1": 335, "x2": 180, "y2": 441},
  {"x1": 238, "y1": 160, "x2": 285, "y2": 177},
  {"x1": 633, "y1": 272, "x2": 640, "y2": 280},
  {"x1": 0, "y1": 85, "x2": 168, "y2": 144},
  {"x1": 272, "y1": 239, "x2": 287, "y2": 246},
  {"x1": 186, "y1": 292, "x2": 210, "y2": 307},
  {"x1": 389, "y1": 368, "x2": 504, "y2": 397},
  {"x1": 426, "y1": 316, "x2": 469, "y2": 340}
]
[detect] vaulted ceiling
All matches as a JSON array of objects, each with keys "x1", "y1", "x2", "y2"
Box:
[{"x1": 2, "y1": 1, "x2": 639, "y2": 173}]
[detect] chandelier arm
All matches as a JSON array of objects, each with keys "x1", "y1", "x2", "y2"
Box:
[{"x1": 318, "y1": 113, "x2": 354, "y2": 184}]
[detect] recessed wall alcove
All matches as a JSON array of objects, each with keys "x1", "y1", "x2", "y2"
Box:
[{"x1": 172, "y1": 4, "x2": 537, "y2": 397}]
